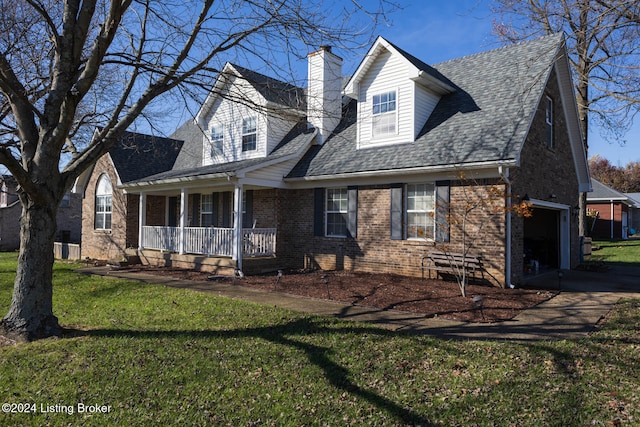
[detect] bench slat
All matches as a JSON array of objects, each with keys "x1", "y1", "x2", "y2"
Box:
[{"x1": 421, "y1": 251, "x2": 483, "y2": 281}]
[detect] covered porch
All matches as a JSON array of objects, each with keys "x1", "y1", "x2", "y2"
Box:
[{"x1": 129, "y1": 176, "x2": 280, "y2": 273}]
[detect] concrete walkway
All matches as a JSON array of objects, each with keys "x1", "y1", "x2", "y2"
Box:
[{"x1": 79, "y1": 265, "x2": 640, "y2": 342}]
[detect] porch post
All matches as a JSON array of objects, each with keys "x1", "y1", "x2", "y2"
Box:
[
  {"x1": 138, "y1": 192, "x2": 146, "y2": 251},
  {"x1": 233, "y1": 183, "x2": 244, "y2": 273},
  {"x1": 179, "y1": 187, "x2": 188, "y2": 255}
]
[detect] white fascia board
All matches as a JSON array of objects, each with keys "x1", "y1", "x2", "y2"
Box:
[
  {"x1": 555, "y1": 47, "x2": 591, "y2": 191},
  {"x1": 285, "y1": 160, "x2": 515, "y2": 189},
  {"x1": 120, "y1": 172, "x2": 235, "y2": 193}
]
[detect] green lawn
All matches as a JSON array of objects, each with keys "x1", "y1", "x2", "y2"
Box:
[
  {"x1": 1, "y1": 253, "x2": 639, "y2": 426},
  {"x1": 588, "y1": 239, "x2": 640, "y2": 266}
]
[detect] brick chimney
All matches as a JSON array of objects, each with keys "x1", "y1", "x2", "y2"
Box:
[{"x1": 307, "y1": 46, "x2": 343, "y2": 145}]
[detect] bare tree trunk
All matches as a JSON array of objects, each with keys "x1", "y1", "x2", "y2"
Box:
[{"x1": 0, "y1": 196, "x2": 61, "y2": 341}]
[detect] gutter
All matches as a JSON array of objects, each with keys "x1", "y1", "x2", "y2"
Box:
[{"x1": 286, "y1": 160, "x2": 518, "y2": 183}]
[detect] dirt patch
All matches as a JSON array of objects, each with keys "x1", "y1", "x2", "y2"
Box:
[{"x1": 124, "y1": 266, "x2": 557, "y2": 323}]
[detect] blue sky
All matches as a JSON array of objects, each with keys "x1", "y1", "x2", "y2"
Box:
[
  {"x1": 151, "y1": 0, "x2": 639, "y2": 166},
  {"x1": 352, "y1": 0, "x2": 640, "y2": 166}
]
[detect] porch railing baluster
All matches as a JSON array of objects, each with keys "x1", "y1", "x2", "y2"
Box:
[{"x1": 141, "y1": 226, "x2": 276, "y2": 257}]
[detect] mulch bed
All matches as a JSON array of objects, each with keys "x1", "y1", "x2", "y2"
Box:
[{"x1": 124, "y1": 266, "x2": 558, "y2": 323}]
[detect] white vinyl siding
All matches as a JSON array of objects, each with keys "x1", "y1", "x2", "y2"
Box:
[
  {"x1": 357, "y1": 50, "x2": 414, "y2": 148},
  {"x1": 414, "y1": 84, "x2": 442, "y2": 139},
  {"x1": 200, "y1": 74, "x2": 299, "y2": 165}
]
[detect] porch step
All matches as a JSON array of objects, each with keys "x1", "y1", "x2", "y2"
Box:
[{"x1": 137, "y1": 250, "x2": 236, "y2": 276}]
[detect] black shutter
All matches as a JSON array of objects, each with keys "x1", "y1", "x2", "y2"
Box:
[
  {"x1": 390, "y1": 184, "x2": 403, "y2": 240},
  {"x1": 243, "y1": 190, "x2": 254, "y2": 228},
  {"x1": 347, "y1": 186, "x2": 358, "y2": 238},
  {"x1": 222, "y1": 191, "x2": 231, "y2": 227},
  {"x1": 168, "y1": 196, "x2": 178, "y2": 227},
  {"x1": 313, "y1": 188, "x2": 324, "y2": 237},
  {"x1": 192, "y1": 193, "x2": 200, "y2": 226},
  {"x1": 212, "y1": 193, "x2": 219, "y2": 226},
  {"x1": 435, "y1": 180, "x2": 450, "y2": 243}
]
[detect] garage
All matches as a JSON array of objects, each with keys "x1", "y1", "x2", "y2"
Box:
[{"x1": 523, "y1": 200, "x2": 571, "y2": 274}]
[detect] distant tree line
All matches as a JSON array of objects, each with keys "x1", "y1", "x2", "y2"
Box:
[{"x1": 589, "y1": 155, "x2": 640, "y2": 193}]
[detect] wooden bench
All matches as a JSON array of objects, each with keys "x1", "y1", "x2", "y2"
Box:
[{"x1": 421, "y1": 251, "x2": 483, "y2": 281}]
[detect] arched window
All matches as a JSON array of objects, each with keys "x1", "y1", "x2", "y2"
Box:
[{"x1": 95, "y1": 175, "x2": 112, "y2": 230}]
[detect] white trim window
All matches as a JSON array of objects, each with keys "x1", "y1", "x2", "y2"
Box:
[
  {"x1": 200, "y1": 194, "x2": 213, "y2": 226},
  {"x1": 95, "y1": 175, "x2": 112, "y2": 230},
  {"x1": 545, "y1": 96, "x2": 554, "y2": 149},
  {"x1": 242, "y1": 116, "x2": 257, "y2": 152},
  {"x1": 210, "y1": 124, "x2": 224, "y2": 155},
  {"x1": 372, "y1": 90, "x2": 397, "y2": 138},
  {"x1": 406, "y1": 183, "x2": 435, "y2": 239},
  {"x1": 326, "y1": 188, "x2": 348, "y2": 237}
]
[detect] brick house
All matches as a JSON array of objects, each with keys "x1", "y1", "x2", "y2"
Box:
[
  {"x1": 1, "y1": 175, "x2": 82, "y2": 251},
  {"x1": 77, "y1": 33, "x2": 590, "y2": 287},
  {"x1": 587, "y1": 179, "x2": 640, "y2": 240}
]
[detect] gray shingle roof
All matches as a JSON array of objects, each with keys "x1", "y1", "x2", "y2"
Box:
[
  {"x1": 170, "y1": 120, "x2": 206, "y2": 171},
  {"x1": 128, "y1": 120, "x2": 315, "y2": 184},
  {"x1": 109, "y1": 131, "x2": 183, "y2": 183},
  {"x1": 228, "y1": 64, "x2": 306, "y2": 110},
  {"x1": 288, "y1": 33, "x2": 564, "y2": 179},
  {"x1": 588, "y1": 178, "x2": 631, "y2": 201}
]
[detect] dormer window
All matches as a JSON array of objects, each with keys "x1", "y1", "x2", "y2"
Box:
[
  {"x1": 210, "y1": 124, "x2": 224, "y2": 154},
  {"x1": 372, "y1": 90, "x2": 397, "y2": 138},
  {"x1": 242, "y1": 117, "x2": 257, "y2": 151}
]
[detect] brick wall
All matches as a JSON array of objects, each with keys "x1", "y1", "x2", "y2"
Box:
[
  {"x1": 510, "y1": 68, "x2": 581, "y2": 284},
  {"x1": 81, "y1": 154, "x2": 129, "y2": 261},
  {"x1": 278, "y1": 183, "x2": 506, "y2": 286},
  {"x1": 587, "y1": 202, "x2": 626, "y2": 239}
]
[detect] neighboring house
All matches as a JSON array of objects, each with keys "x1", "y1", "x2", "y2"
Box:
[
  {"x1": 587, "y1": 179, "x2": 640, "y2": 240},
  {"x1": 625, "y1": 193, "x2": 640, "y2": 235},
  {"x1": 0, "y1": 175, "x2": 82, "y2": 251},
  {"x1": 77, "y1": 33, "x2": 590, "y2": 287}
]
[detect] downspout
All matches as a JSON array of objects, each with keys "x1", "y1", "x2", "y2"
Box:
[
  {"x1": 610, "y1": 201, "x2": 614, "y2": 240},
  {"x1": 498, "y1": 166, "x2": 514, "y2": 289}
]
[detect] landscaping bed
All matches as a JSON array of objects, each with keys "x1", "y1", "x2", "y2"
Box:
[{"x1": 124, "y1": 266, "x2": 557, "y2": 323}]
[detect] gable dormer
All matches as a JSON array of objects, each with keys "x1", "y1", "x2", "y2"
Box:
[
  {"x1": 196, "y1": 63, "x2": 305, "y2": 166},
  {"x1": 344, "y1": 37, "x2": 455, "y2": 149}
]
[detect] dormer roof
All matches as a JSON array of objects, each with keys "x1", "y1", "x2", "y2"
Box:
[
  {"x1": 195, "y1": 63, "x2": 306, "y2": 125},
  {"x1": 343, "y1": 36, "x2": 456, "y2": 98},
  {"x1": 288, "y1": 33, "x2": 588, "y2": 188}
]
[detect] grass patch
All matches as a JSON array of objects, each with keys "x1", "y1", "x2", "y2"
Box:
[
  {"x1": 0, "y1": 253, "x2": 639, "y2": 425},
  {"x1": 588, "y1": 239, "x2": 640, "y2": 266}
]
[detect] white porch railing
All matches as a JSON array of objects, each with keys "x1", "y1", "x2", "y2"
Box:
[{"x1": 141, "y1": 226, "x2": 276, "y2": 257}]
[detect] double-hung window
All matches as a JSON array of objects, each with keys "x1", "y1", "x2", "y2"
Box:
[
  {"x1": 95, "y1": 175, "x2": 112, "y2": 230},
  {"x1": 210, "y1": 124, "x2": 224, "y2": 155},
  {"x1": 242, "y1": 117, "x2": 257, "y2": 152},
  {"x1": 326, "y1": 188, "x2": 348, "y2": 237},
  {"x1": 545, "y1": 96, "x2": 554, "y2": 149},
  {"x1": 406, "y1": 183, "x2": 435, "y2": 239},
  {"x1": 200, "y1": 194, "x2": 213, "y2": 226},
  {"x1": 372, "y1": 90, "x2": 397, "y2": 137}
]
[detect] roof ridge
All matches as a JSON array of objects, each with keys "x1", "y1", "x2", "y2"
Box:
[
  {"x1": 433, "y1": 32, "x2": 564, "y2": 67},
  {"x1": 227, "y1": 62, "x2": 305, "y2": 92}
]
